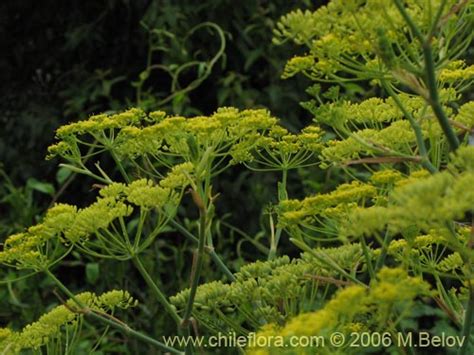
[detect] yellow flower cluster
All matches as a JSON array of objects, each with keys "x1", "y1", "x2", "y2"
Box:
[
  {"x1": 278, "y1": 181, "x2": 377, "y2": 230},
  {"x1": 244, "y1": 125, "x2": 323, "y2": 170},
  {"x1": 0, "y1": 204, "x2": 77, "y2": 269},
  {"x1": 65, "y1": 196, "x2": 133, "y2": 243},
  {"x1": 320, "y1": 120, "x2": 417, "y2": 165},
  {"x1": 297, "y1": 86, "x2": 470, "y2": 169},
  {"x1": 453, "y1": 102, "x2": 474, "y2": 129},
  {"x1": 47, "y1": 107, "x2": 284, "y2": 185},
  {"x1": 115, "y1": 107, "x2": 278, "y2": 163},
  {"x1": 0, "y1": 179, "x2": 178, "y2": 268},
  {"x1": 248, "y1": 268, "x2": 431, "y2": 354},
  {"x1": 1, "y1": 290, "x2": 136, "y2": 353},
  {"x1": 274, "y1": 0, "x2": 461, "y2": 82},
  {"x1": 281, "y1": 55, "x2": 315, "y2": 79},
  {"x1": 171, "y1": 244, "x2": 366, "y2": 333},
  {"x1": 159, "y1": 162, "x2": 195, "y2": 189},
  {"x1": 56, "y1": 108, "x2": 147, "y2": 137},
  {"x1": 450, "y1": 146, "x2": 474, "y2": 172},
  {"x1": 370, "y1": 169, "x2": 403, "y2": 185},
  {"x1": 345, "y1": 169, "x2": 474, "y2": 237},
  {"x1": 386, "y1": 232, "x2": 447, "y2": 256},
  {"x1": 439, "y1": 60, "x2": 474, "y2": 84}
]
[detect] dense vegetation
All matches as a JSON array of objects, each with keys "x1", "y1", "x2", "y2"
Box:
[{"x1": 1, "y1": 0, "x2": 473, "y2": 354}]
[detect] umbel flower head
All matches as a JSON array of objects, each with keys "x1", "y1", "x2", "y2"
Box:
[
  {"x1": 47, "y1": 108, "x2": 149, "y2": 163},
  {"x1": 47, "y1": 107, "x2": 293, "y2": 184},
  {"x1": 0, "y1": 204, "x2": 77, "y2": 270},
  {"x1": 60, "y1": 179, "x2": 180, "y2": 259},
  {"x1": 247, "y1": 267, "x2": 431, "y2": 355},
  {"x1": 170, "y1": 243, "x2": 367, "y2": 334},
  {"x1": 0, "y1": 290, "x2": 137, "y2": 353},
  {"x1": 301, "y1": 89, "x2": 469, "y2": 170},
  {"x1": 344, "y1": 160, "x2": 474, "y2": 239},
  {"x1": 242, "y1": 124, "x2": 323, "y2": 171},
  {"x1": 113, "y1": 106, "x2": 295, "y2": 181},
  {"x1": 273, "y1": 0, "x2": 470, "y2": 84},
  {"x1": 277, "y1": 180, "x2": 377, "y2": 241},
  {"x1": 0, "y1": 179, "x2": 180, "y2": 268}
]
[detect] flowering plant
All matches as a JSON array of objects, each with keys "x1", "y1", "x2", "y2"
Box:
[{"x1": 1, "y1": 1, "x2": 473, "y2": 354}]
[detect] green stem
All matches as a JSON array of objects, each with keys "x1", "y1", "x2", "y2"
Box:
[
  {"x1": 268, "y1": 169, "x2": 288, "y2": 260},
  {"x1": 360, "y1": 236, "x2": 375, "y2": 280},
  {"x1": 268, "y1": 229, "x2": 282, "y2": 261},
  {"x1": 111, "y1": 151, "x2": 130, "y2": 183},
  {"x1": 182, "y1": 208, "x2": 207, "y2": 325},
  {"x1": 422, "y1": 41, "x2": 460, "y2": 151},
  {"x1": 393, "y1": 0, "x2": 424, "y2": 42},
  {"x1": 383, "y1": 81, "x2": 437, "y2": 173},
  {"x1": 169, "y1": 219, "x2": 235, "y2": 282},
  {"x1": 220, "y1": 220, "x2": 270, "y2": 254},
  {"x1": 132, "y1": 256, "x2": 182, "y2": 326},
  {"x1": 290, "y1": 238, "x2": 368, "y2": 288},
  {"x1": 44, "y1": 269, "x2": 182, "y2": 354},
  {"x1": 427, "y1": 0, "x2": 448, "y2": 39},
  {"x1": 393, "y1": 0, "x2": 460, "y2": 151},
  {"x1": 375, "y1": 230, "x2": 392, "y2": 271},
  {"x1": 59, "y1": 164, "x2": 111, "y2": 184},
  {"x1": 207, "y1": 246, "x2": 236, "y2": 282},
  {"x1": 267, "y1": 214, "x2": 276, "y2": 261}
]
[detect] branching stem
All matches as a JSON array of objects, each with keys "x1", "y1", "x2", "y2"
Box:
[
  {"x1": 132, "y1": 255, "x2": 183, "y2": 326},
  {"x1": 44, "y1": 269, "x2": 182, "y2": 354}
]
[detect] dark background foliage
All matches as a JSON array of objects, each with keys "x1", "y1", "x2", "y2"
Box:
[{"x1": 0, "y1": 0, "x2": 314, "y2": 183}]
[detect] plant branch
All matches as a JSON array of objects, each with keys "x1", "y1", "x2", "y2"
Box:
[
  {"x1": 422, "y1": 42, "x2": 460, "y2": 151},
  {"x1": 44, "y1": 269, "x2": 182, "y2": 354},
  {"x1": 393, "y1": 0, "x2": 460, "y2": 151},
  {"x1": 182, "y1": 190, "x2": 208, "y2": 328},
  {"x1": 169, "y1": 219, "x2": 235, "y2": 281},
  {"x1": 132, "y1": 255, "x2": 182, "y2": 326}
]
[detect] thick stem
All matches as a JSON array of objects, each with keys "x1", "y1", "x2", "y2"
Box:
[
  {"x1": 422, "y1": 41, "x2": 460, "y2": 151},
  {"x1": 393, "y1": 0, "x2": 424, "y2": 42},
  {"x1": 132, "y1": 256, "x2": 182, "y2": 326},
  {"x1": 182, "y1": 209, "x2": 207, "y2": 325},
  {"x1": 169, "y1": 219, "x2": 235, "y2": 282},
  {"x1": 393, "y1": 0, "x2": 460, "y2": 151},
  {"x1": 44, "y1": 269, "x2": 182, "y2": 354},
  {"x1": 268, "y1": 169, "x2": 288, "y2": 260}
]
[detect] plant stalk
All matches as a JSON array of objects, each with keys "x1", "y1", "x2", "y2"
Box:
[
  {"x1": 44, "y1": 269, "x2": 182, "y2": 354},
  {"x1": 132, "y1": 256, "x2": 183, "y2": 326},
  {"x1": 393, "y1": 0, "x2": 460, "y2": 151},
  {"x1": 169, "y1": 219, "x2": 235, "y2": 281},
  {"x1": 182, "y1": 208, "x2": 207, "y2": 325}
]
